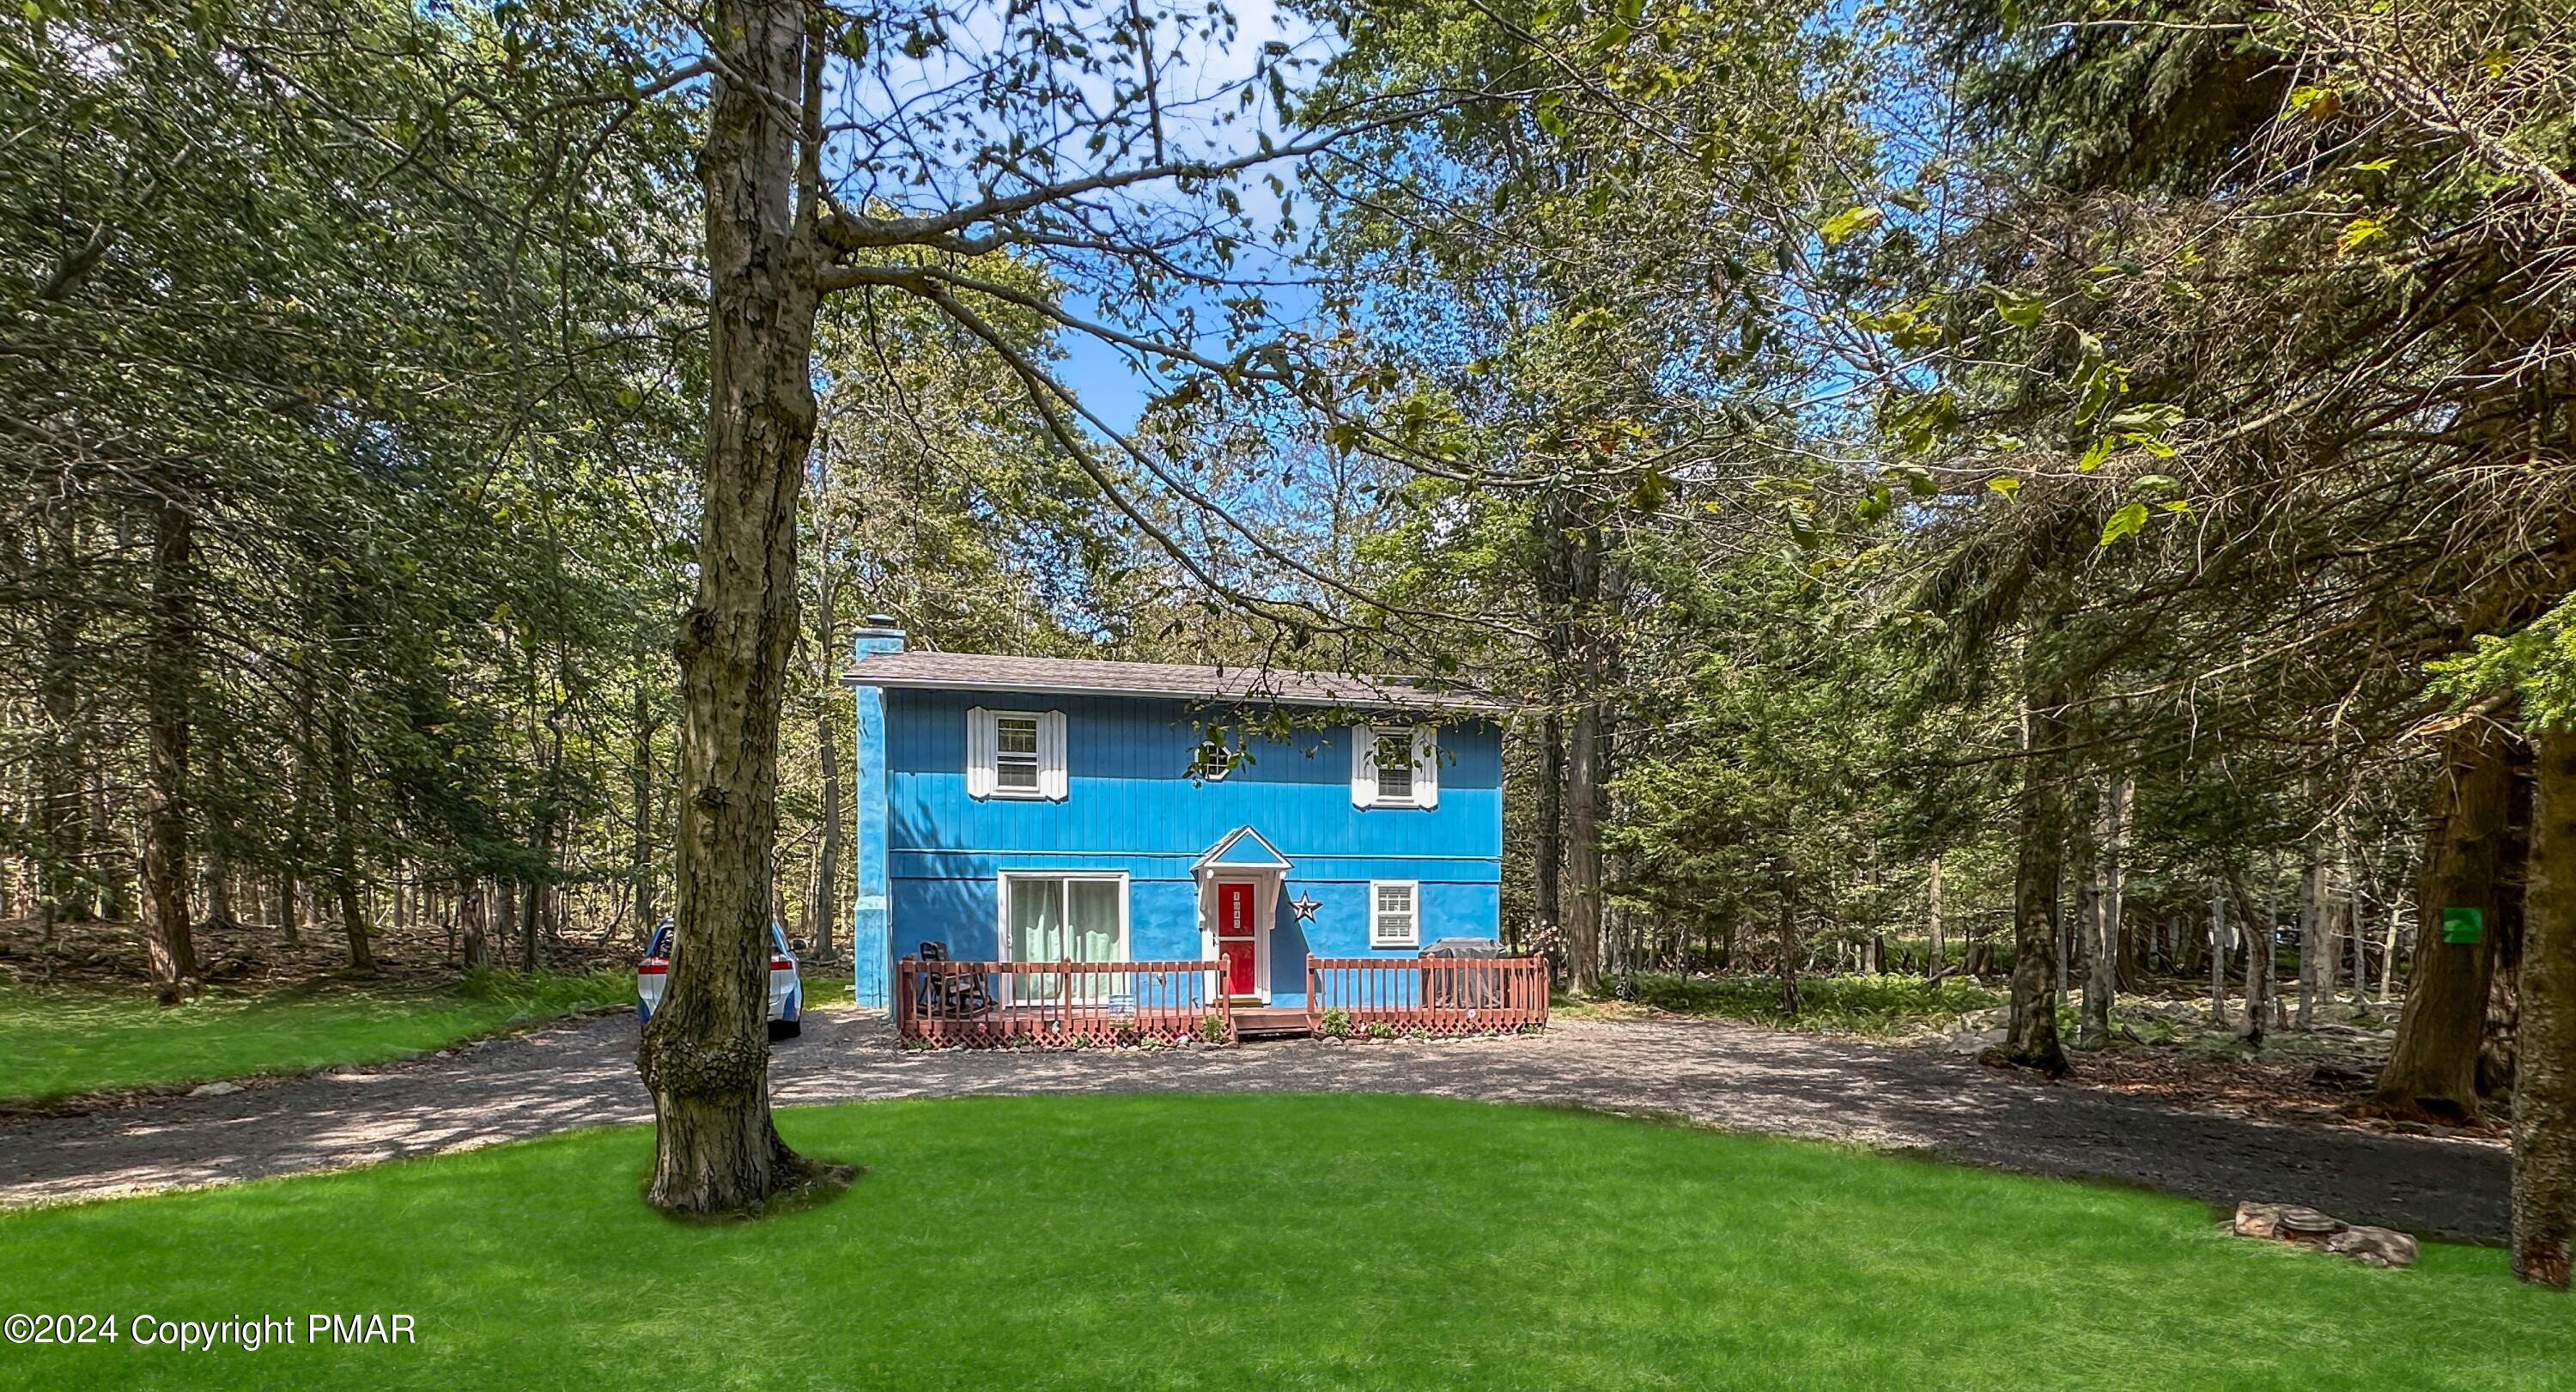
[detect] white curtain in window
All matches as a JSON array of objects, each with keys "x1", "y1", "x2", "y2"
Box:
[{"x1": 1008, "y1": 875, "x2": 1121, "y2": 1002}]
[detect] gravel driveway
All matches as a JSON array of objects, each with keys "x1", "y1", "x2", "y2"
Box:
[{"x1": 0, "y1": 1008, "x2": 2511, "y2": 1240}]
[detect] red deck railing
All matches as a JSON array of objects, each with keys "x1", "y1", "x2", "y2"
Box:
[
  {"x1": 894, "y1": 954, "x2": 1551, "y2": 1048},
  {"x1": 1306, "y1": 956, "x2": 1551, "y2": 1036},
  {"x1": 896, "y1": 957, "x2": 1235, "y2": 1049}
]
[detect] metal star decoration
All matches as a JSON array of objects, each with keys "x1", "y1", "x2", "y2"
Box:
[{"x1": 1290, "y1": 892, "x2": 1321, "y2": 922}]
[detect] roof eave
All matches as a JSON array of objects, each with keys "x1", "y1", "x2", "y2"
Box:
[{"x1": 835, "y1": 671, "x2": 1505, "y2": 716}]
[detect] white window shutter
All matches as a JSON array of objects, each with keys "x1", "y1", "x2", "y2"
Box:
[
  {"x1": 1039, "y1": 710, "x2": 1068, "y2": 800},
  {"x1": 965, "y1": 707, "x2": 995, "y2": 799},
  {"x1": 1349, "y1": 725, "x2": 1373, "y2": 808},
  {"x1": 1412, "y1": 727, "x2": 1439, "y2": 809}
]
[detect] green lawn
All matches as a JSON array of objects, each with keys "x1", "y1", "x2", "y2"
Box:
[
  {"x1": 0, "y1": 1094, "x2": 2567, "y2": 1390},
  {"x1": 0, "y1": 970, "x2": 632, "y2": 1105}
]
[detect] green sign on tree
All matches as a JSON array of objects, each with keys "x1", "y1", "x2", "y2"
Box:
[{"x1": 2441, "y1": 906, "x2": 2484, "y2": 945}]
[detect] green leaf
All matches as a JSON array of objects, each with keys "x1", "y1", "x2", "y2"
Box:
[
  {"x1": 2100, "y1": 501, "x2": 2150, "y2": 547},
  {"x1": 1856, "y1": 481, "x2": 1893, "y2": 525},
  {"x1": 2074, "y1": 365, "x2": 2115, "y2": 425},
  {"x1": 1988, "y1": 286, "x2": 2045, "y2": 331},
  {"x1": 1986, "y1": 475, "x2": 2021, "y2": 499},
  {"x1": 1783, "y1": 501, "x2": 1822, "y2": 550},
  {"x1": 1533, "y1": 91, "x2": 1567, "y2": 137},
  {"x1": 2104, "y1": 402, "x2": 2182, "y2": 435},
  {"x1": 2076, "y1": 436, "x2": 2114, "y2": 472},
  {"x1": 1820, "y1": 205, "x2": 1885, "y2": 245},
  {"x1": 2336, "y1": 216, "x2": 2390, "y2": 254}
]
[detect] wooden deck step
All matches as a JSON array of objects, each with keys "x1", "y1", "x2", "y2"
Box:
[{"x1": 1232, "y1": 1006, "x2": 1313, "y2": 1039}]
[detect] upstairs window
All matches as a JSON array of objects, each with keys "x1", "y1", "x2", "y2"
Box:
[
  {"x1": 1370, "y1": 880, "x2": 1419, "y2": 948},
  {"x1": 1188, "y1": 737, "x2": 1240, "y2": 782},
  {"x1": 1350, "y1": 724, "x2": 1437, "y2": 809},
  {"x1": 1373, "y1": 730, "x2": 1414, "y2": 803},
  {"x1": 995, "y1": 714, "x2": 1041, "y2": 793},
  {"x1": 967, "y1": 708, "x2": 1066, "y2": 800}
]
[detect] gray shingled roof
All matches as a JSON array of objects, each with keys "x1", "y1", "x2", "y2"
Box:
[{"x1": 841, "y1": 651, "x2": 1504, "y2": 714}]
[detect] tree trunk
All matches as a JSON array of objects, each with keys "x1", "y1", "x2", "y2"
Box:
[
  {"x1": 632, "y1": 672, "x2": 659, "y2": 938},
  {"x1": 635, "y1": 0, "x2": 831, "y2": 1216},
  {"x1": 2066, "y1": 782, "x2": 2093, "y2": 1027},
  {"x1": 2095, "y1": 773, "x2": 2129, "y2": 1014},
  {"x1": 2376, "y1": 724, "x2": 2520, "y2": 1122},
  {"x1": 2208, "y1": 878, "x2": 2231, "y2": 1028},
  {"x1": 2327, "y1": 890, "x2": 2350, "y2": 996},
  {"x1": 1925, "y1": 854, "x2": 1945, "y2": 978},
  {"x1": 2297, "y1": 833, "x2": 2324, "y2": 1030},
  {"x1": 1962, "y1": 922, "x2": 1992, "y2": 978},
  {"x1": 1534, "y1": 710, "x2": 1564, "y2": 959},
  {"x1": 2512, "y1": 727, "x2": 2576, "y2": 1286},
  {"x1": 519, "y1": 858, "x2": 546, "y2": 970},
  {"x1": 2349, "y1": 888, "x2": 2372, "y2": 1014},
  {"x1": 2246, "y1": 864, "x2": 2277, "y2": 1044},
  {"x1": 462, "y1": 879, "x2": 490, "y2": 970},
  {"x1": 1776, "y1": 899, "x2": 1800, "y2": 1017},
  {"x1": 1564, "y1": 700, "x2": 1606, "y2": 996},
  {"x1": 276, "y1": 873, "x2": 300, "y2": 949},
  {"x1": 2380, "y1": 886, "x2": 2404, "y2": 1005},
  {"x1": 326, "y1": 703, "x2": 377, "y2": 975},
  {"x1": 812, "y1": 649, "x2": 841, "y2": 963},
  {"x1": 90, "y1": 769, "x2": 125, "y2": 921},
  {"x1": 2000, "y1": 690, "x2": 2069, "y2": 1075},
  {"x1": 35, "y1": 474, "x2": 87, "y2": 936},
  {"x1": 2078, "y1": 781, "x2": 2117, "y2": 1047},
  {"x1": 205, "y1": 852, "x2": 234, "y2": 930},
  {"x1": 138, "y1": 487, "x2": 197, "y2": 1002}
]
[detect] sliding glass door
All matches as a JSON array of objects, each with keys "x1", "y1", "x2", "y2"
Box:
[{"x1": 1003, "y1": 873, "x2": 1126, "y2": 1003}]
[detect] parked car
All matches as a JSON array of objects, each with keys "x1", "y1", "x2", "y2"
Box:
[{"x1": 637, "y1": 918, "x2": 804, "y2": 1040}]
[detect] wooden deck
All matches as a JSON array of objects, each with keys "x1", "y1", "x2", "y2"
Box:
[{"x1": 894, "y1": 955, "x2": 1551, "y2": 1049}]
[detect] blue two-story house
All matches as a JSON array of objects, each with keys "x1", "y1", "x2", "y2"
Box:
[{"x1": 842, "y1": 629, "x2": 1505, "y2": 1023}]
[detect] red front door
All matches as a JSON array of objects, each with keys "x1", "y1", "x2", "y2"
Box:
[{"x1": 1217, "y1": 881, "x2": 1258, "y2": 997}]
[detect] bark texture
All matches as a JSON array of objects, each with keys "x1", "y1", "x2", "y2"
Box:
[
  {"x1": 1564, "y1": 700, "x2": 1605, "y2": 996},
  {"x1": 36, "y1": 482, "x2": 85, "y2": 932},
  {"x1": 2245, "y1": 872, "x2": 2276, "y2": 1045},
  {"x1": 138, "y1": 488, "x2": 197, "y2": 1002},
  {"x1": 2512, "y1": 727, "x2": 2576, "y2": 1287},
  {"x1": 1534, "y1": 710, "x2": 1563, "y2": 960},
  {"x1": 2375, "y1": 723, "x2": 2521, "y2": 1122},
  {"x1": 630, "y1": 672, "x2": 659, "y2": 937},
  {"x1": 327, "y1": 703, "x2": 376, "y2": 974},
  {"x1": 2088, "y1": 774, "x2": 2127, "y2": 1041},
  {"x1": 1998, "y1": 691, "x2": 2069, "y2": 1075},
  {"x1": 634, "y1": 0, "x2": 829, "y2": 1215}
]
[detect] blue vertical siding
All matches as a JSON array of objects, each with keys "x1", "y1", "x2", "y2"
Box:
[{"x1": 854, "y1": 681, "x2": 1504, "y2": 1006}]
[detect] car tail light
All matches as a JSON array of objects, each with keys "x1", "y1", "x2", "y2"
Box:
[
  {"x1": 638, "y1": 960, "x2": 669, "y2": 976},
  {"x1": 769, "y1": 956, "x2": 793, "y2": 971}
]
